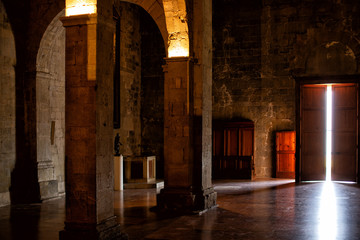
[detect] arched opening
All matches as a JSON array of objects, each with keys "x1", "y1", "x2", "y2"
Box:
[
  {"x1": 36, "y1": 10, "x2": 66, "y2": 200},
  {"x1": 162, "y1": 0, "x2": 189, "y2": 57},
  {"x1": 120, "y1": 0, "x2": 168, "y2": 53},
  {"x1": 32, "y1": 1, "x2": 167, "y2": 199},
  {"x1": 139, "y1": 6, "x2": 166, "y2": 179},
  {"x1": 113, "y1": 0, "x2": 166, "y2": 184},
  {"x1": 0, "y1": 0, "x2": 16, "y2": 207}
]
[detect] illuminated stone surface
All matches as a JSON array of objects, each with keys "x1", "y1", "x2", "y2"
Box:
[
  {"x1": 66, "y1": 0, "x2": 97, "y2": 16},
  {"x1": 163, "y1": 0, "x2": 189, "y2": 57}
]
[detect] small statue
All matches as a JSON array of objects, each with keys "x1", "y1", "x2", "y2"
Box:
[{"x1": 114, "y1": 133, "x2": 122, "y2": 156}]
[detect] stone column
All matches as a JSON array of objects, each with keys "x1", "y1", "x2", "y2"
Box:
[
  {"x1": 59, "y1": 14, "x2": 123, "y2": 240},
  {"x1": 192, "y1": 0, "x2": 216, "y2": 211},
  {"x1": 157, "y1": 56, "x2": 216, "y2": 212}
]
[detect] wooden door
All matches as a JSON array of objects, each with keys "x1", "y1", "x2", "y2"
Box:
[
  {"x1": 276, "y1": 131, "x2": 296, "y2": 178},
  {"x1": 300, "y1": 85, "x2": 326, "y2": 181},
  {"x1": 332, "y1": 84, "x2": 358, "y2": 182},
  {"x1": 212, "y1": 121, "x2": 254, "y2": 179}
]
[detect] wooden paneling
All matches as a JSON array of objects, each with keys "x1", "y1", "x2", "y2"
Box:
[
  {"x1": 300, "y1": 85, "x2": 326, "y2": 181},
  {"x1": 276, "y1": 131, "x2": 295, "y2": 178},
  {"x1": 332, "y1": 84, "x2": 357, "y2": 182},
  {"x1": 213, "y1": 129, "x2": 223, "y2": 156},
  {"x1": 242, "y1": 129, "x2": 254, "y2": 156},
  {"x1": 226, "y1": 128, "x2": 238, "y2": 156},
  {"x1": 296, "y1": 76, "x2": 360, "y2": 183},
  {"x1": 212, "y1": 121, "x2": 254, "y2": 179}
]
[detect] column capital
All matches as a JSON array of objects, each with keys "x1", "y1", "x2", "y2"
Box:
[
  {"x1": 60, "y1": 14, "x2": 97, "y2": 27},
  {"x1": 163, "y1": 56, "x2": 193, "y2": 63},
  {"x1": 162, "y1": 56, "x2": 194, "y2": 74}
]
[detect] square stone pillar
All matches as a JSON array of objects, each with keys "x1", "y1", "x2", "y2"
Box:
[
  {"x1": 157, "y1": 57, "x2": 216, "y2": 212},
  {"x1": 59, "y1": 14, "x2": 125, "y2": 240}
]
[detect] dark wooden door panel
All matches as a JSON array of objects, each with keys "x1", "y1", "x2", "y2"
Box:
[
  {"x1": 333, "y1": 84, "x2": 357, "y2": 107},
  {"x1": 242, "y1": 129, "x2": 253, "y2": 156},
  {"x1": 300, "y1": 85, "x2": 326, "y2": 181},
  {"x1": 212, "y1": 121, "x2": 254, "y2": 179},
  {"x1": 301, "y1": 133, "x2": 326, "y2": 181},
  {"x1": 225, "y1": 129, "x2": 238, "y2": 156},
  {"x1": 302, "y1": 110, "x2": 325, "y2": 132},
  {"x1": 301, "y1": 156, "x2": 326, "y2": 180},
  {"x1": 332, "y1": 110, "x2": 357, "y2": 132},
  {"x1": 332, "y1": 132, "x2": 357, "y2": 154},
  {"x1": 332, "y1": 84, "x2": 357, "y2": 182},
  {"x1": 213, "y1": 129, "x2": 223, "y2": 156},
  {"x1": 302, "y1": 133, "x2": 325, "y2": 155},
  {"x1": 302, "y1": 86, "x2": 326, "y2": 108}
]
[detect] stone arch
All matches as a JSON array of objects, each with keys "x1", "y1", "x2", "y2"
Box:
[
  {"x1": 36, "y1": 9, "x2": 66, "y2": 200},
  {"x1": 293, "y1": 29, "x2": 360, "y2": 75},
  {"x1": 0, "y1": 0, "x2": 16, "y2": 207},
  {"x1": 306, "y1": 41, "x2": 357, "y2": 75},
  {"x1": 162, "y1": 0, "x2": 189, "y2": 57},
  {"x1": 120, "y1": 0, "x2": 169, "y2": 54},
  {"x1": 112, "y1": 1, "x2": 166, "y2": 178}
]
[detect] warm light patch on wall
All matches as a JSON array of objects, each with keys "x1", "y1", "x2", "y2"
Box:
[
  {"x1": 163, "y1": 0, "x2": 189, "y2": 57},
  {"x1": 168, "y1": 34, "x2": 189, "y2": 58},
  {"x1": 66, "y1": 0, "x2": 97, "y2": 16}
]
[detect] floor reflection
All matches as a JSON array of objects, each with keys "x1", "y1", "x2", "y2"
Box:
[
  {"x1": 3, "y1": 179, "x2": 360, "y2": 239},
  {"x1": 318, "y1": 181, "x2": 337, "y2": 240}
]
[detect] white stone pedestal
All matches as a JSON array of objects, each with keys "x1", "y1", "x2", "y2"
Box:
[
  {"x1": 123, "y1": 156, "x2": 164, "y2": 190},
  {"x1": 114, "y1": 155, "x2": 123, "y2": 191}
]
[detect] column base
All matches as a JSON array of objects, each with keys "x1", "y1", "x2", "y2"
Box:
[
  {"x1": 157, "y1": 187, "x2": 217, "y2": 213},
  {"x1": 59, "y1": 216, "x2": 128, "y2": 240},
  {"x1": 39, "y1": 180, "x2": 58, "y2": 200}
]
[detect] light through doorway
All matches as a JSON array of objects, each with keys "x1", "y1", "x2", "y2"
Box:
[
  {"x1": 299, "y1": 83, "x2": 358, "y2": 182},
  {"x1": 326, "y1": 85, "x2": 332, "y2": 181}
]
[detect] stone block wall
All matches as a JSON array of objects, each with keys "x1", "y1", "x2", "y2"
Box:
[
  {"x1": 263, "y1": 0, "x2": 360, "y2": 76},
  {"x1": 213, "y1": 0, "x2": 276, "y2": 177},
  {"x1": 212, "y1": 0, "x2": 360, "y2": 177},
  {"x1": 140, "y1": 7, "x2": 166, "y2": 179},
  {"x1": 114, "y1": 2, "x2": 142, "y2": 157},
  {"x1": 0, "y1": 1, "x2": 16, "y2": 206},
  {"x1": 260, "y1": 0, "x2": 360, "y2": 177},
  {"x1": 36, "y1": 10, "x2": 65, "y2": 198},
  {"x1": 113, "y1": 2, "x2": 166, "y2": 178}
]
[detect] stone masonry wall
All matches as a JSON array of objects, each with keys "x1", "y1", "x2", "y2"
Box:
[
  {"x1": 140, "y1": 7, "x2": 166, "y2": 179},
  {"x1": 260, "y1": 0, "x2": 360, "y2": 177},
  {"x1": 2, "y1": 0, "x2": 64, "y2": 203},
  {"x1": 36, "y1": 10, "x2": 65, "y2": 198},
  {"x1": 262, "y1": 0, "x2": 360, "y2": 76},
  {"x1": 0, "y1": 1, "x2": 16, "y2": 207},
  {"x1": 114, "y1": 2, "x2": 142, "y2": 157},
  {"x1": 213, "y1": 0, "x2": 360, "y2": 178},
  {"x1": 213, "y1": 0, "x2": 272, "y2": 177}
]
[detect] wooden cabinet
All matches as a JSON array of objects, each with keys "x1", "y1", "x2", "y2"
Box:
[
  {"x1": 212, "y1": 121, "x2": 255, "y2": 179},
  {"x1": 276, "y1": 131, "x2": 295, "y2": 179}
]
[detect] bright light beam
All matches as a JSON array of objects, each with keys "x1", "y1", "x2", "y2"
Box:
[
  {"x1": 318, "y1": 181, "x2": 337, "y2": 240},
  {"x1": 326, "y1": 85, "x2": 332, "y2": 182}
]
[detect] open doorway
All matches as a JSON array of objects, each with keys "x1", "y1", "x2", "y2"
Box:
[{"x1": 297, "y1": 79, "x2": 358, "y2": 182}]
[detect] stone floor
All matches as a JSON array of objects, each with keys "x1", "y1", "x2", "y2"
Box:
[{"x1": 1, "y1": 179, "x2": 360, "y2": 239}]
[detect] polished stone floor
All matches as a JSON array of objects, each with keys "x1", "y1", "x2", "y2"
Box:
[{"x1": 1, "y1": 179, "x2": 360, "y2": 239}]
